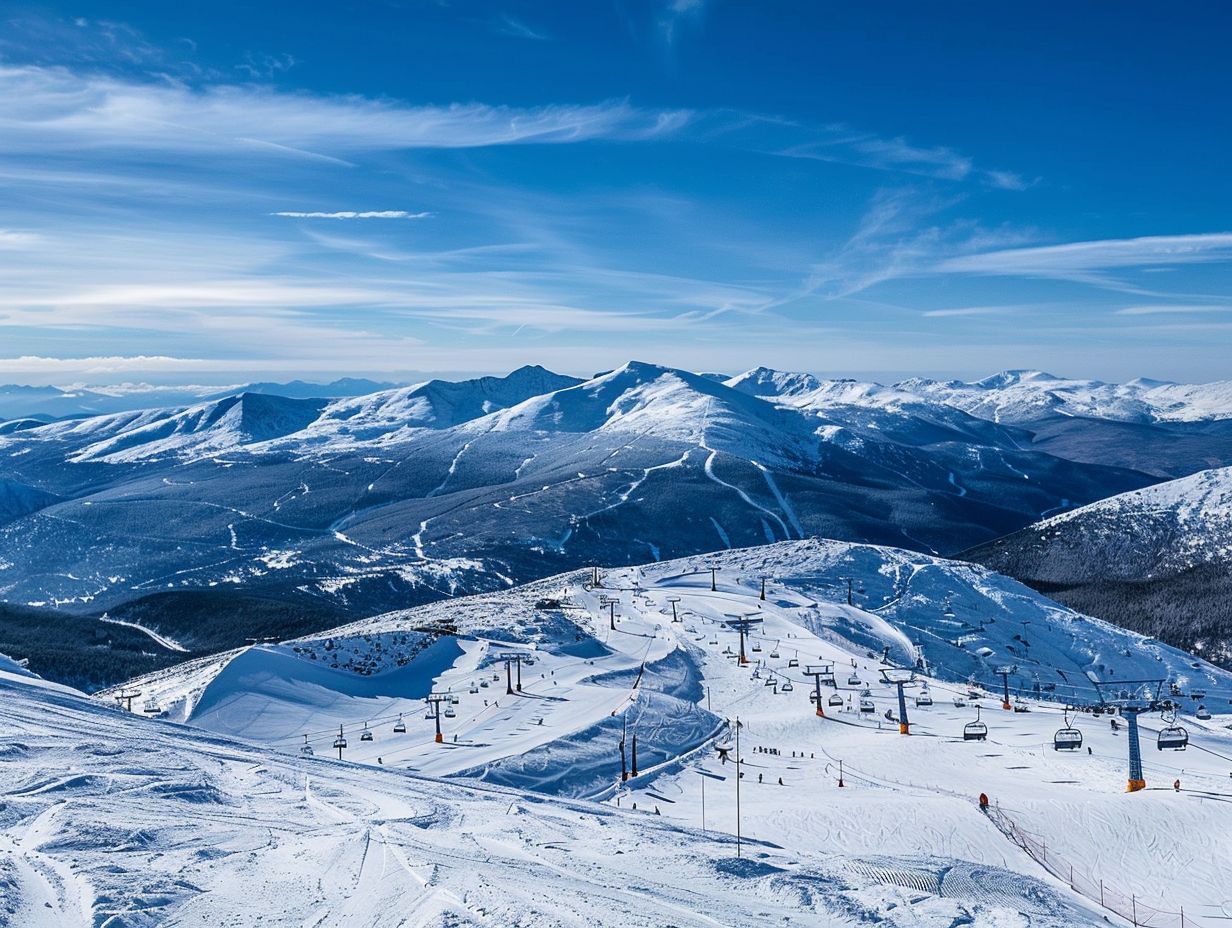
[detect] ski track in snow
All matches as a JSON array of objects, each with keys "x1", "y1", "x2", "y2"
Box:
[{"x1": 99, "y1": 615, "x2": 188, "y2": 653}]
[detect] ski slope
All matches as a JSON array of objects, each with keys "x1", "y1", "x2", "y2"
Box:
[
  {"x1": 80, "y1": 539, "x2": 1232, "y2": 925},
  {"x1": 1, "y1": 658, "x2": 1112, "y2": 927}
]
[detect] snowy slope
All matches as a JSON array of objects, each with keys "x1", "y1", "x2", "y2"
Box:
[
  {"x1": 1, "y1": 660, "x2": 1116, "y2": 927},
  {"x1": 966, "y1": 466, "x2": 1232, "y2": 665},
  {"x1": 78, "y1": 538, "x2": 1232, "y2": 926}
]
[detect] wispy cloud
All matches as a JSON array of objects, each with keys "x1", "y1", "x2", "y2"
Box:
[
  {"x1": 777, "y1": 125, "x2": 1029, "y2": 191},
  {"x1": 939, "y1": 233, "x2": 1232, "y2": 277},
  {"x1": 922, "y1": 306, "x2": 1015, "y2": 318},
  {"x1": 1115, "y1": 304, "x2": 1231, "y2": 316},
  {"x1": 496, "y1": 16, "x2": 548, "y2": 41},
  {"x1": 272, "y1": 210, "x2": 432, "y2": 220},
  {"x1": 0, "y1": 65, "x2": 692, "y2": 161},
  {"x1": 659, "y1": 0, "x2": 707, "y2": 45}
]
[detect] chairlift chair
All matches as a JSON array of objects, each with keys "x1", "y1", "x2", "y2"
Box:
[
  {"x1": 788, "y1": 658, "x2": 799, "y2": 668},
  {"x1": 847, "y1": 674, "x2": 861, "y2": 686},
  {"x1": 915, "y1": 690, "x2": 933, "y2": 707},
  {"x1": 828, "y1": 693, "x2": 844, "y2": 707},
  {"x1": 1053, "y1": 712, "x2": 1082, "y2": 751},
  {"x1": 333, "y1": 727, "x2": 348, "y2": 751},
  {"x1": 781, "y1": 681, "x2": 794, "y2": 692},
  {"x1": 1196, "y1": 705, "x2": 1212, "y2": 720},
  {"x1": 300, "y1": 735, "x2": 314, "y2": 757},
  {"x1": 480, "y1": 679, "x2": 490, "y2": 688},
  {"x1": 963, "y1": 707, "x2": 987, "y2": 742},
  {"x1": 444, "y1": 706, "x2": 456, "y2": 719},
  {"x1": 751, "y1": 641, "x2": 762, "y2": 653},
  {"x1": 469, "y1": 684, "x2": 479, "y2": 694},
  {"x1": 953, "y1": 697, "x2": 966, "y2": 708},
  {"x1": 143, "y1": 702, "x2": 162, "y2": 715},
  {"x1": 859, "y1": 697, "x2": 875, "y2": 713},
  {"x1": 360, "y1": 723, "x2": 374, "y2": 742},
  {"x1": 393, "y1": 714, "x2": 406, "y2": 734},
  {"x1": 1157, "y1": 725, "x2": 1189, "y2": 751}
]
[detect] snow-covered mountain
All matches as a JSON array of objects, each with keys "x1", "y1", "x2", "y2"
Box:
[
  {"x1": 965, "y1": 465, "x2": 1232, "y2": 665},
  {"x1": 6, "y1": 361, "x2": 1232, "y2": 686},
  {"x1": 30, "y1": 537, "x2": 1226, "y2": 926},
  {"x1": 899, "y1": 369, "x2": 1232, "y2": 424}
]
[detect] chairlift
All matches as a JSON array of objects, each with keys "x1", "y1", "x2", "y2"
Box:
[
  {"x1": 300, "y1": 735, "x2": 314, "y2": 757},
  {"x1": 393, "y1": 714, "x2": 406, "y2": 734},
  {"x1": 1196, "y1": 704, "x2": 1212, "y2": 721},
  {"x1": 763, "y1": 676, "x2": 776, "y2": 687},
  {"x1": 963, "y1": 707, "x2": 988, "y2": 742},
  {"x1": 788, "y1": 658, "x2": 799, "y2": 668},
  {"x1": 1053, "y1": 711, "x2": 1082, "y2": 751},
  {"x1": 1192, "y1": 689, "x2": 1207, "y2": 700},
  {"x1": 1013, "y1": 699, "x2": 1030, "y2": 713},
  {"x1": 143, "y1": 701, "x2": 162, "y2": 715},
  {"x1": 781, "y1": 681, "x2": 794, "y2": 692},
  {"x1": 469, "y1": 684, "x2": 479, "y2": 694},
  {"x1": 444, "y1": 706, "x2": 456, "y2": 719},
  {"x1": 915, "y1": 689, "x2": 933, "y2": 708},
  {"x1": 952, "y1": 697, "x2": 966, "y2": 708},
  {"x1": 847, "y1": 674, "x2": 861, "y2": 686},
  {"x1": 360, "y1": 723, "x2": 374, "y2": 742},
  {"x1": 859, "y1": 696, "x2": 875, "y2": 713},
  {"x1": 751, "y1": 641, "x2": 762, "y2": 653},
  {"x1": 480, "y1": 679, "x2": 490, "y2": 688},
  {"x1": 333, "y1": 727, "x2": 348, "y2": 751},
  {"x1": 828, "y1": 693, "x2": 844, "y2": 708},
  {"x1": 1157, "y1": 724, "x2": 1189, "y2": 751}
]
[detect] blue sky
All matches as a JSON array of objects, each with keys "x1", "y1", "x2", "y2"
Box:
[{"x1": 1, "y1": 1, "x2": 1230, "y2": 384}]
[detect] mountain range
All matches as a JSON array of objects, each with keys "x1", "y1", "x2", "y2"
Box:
[{"x1": 3, "y1": 361, "x2": 1232, "y2": 687}]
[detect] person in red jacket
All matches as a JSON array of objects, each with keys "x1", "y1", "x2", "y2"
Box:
[{"x1": 979, "y1": 792, "x2": 990, "y2": 812}]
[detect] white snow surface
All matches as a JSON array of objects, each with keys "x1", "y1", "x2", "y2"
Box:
[
  {"x1": 62, "y1": 539, "x2": 1232, "y2": 926},
  {"x1": 13, "y1": 362, "x2": 1232, "y2": 466},
  {"x1": 1036, "y1": 464, "x2": 1232, "y2": 566}
]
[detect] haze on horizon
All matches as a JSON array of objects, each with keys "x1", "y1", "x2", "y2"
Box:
[{"x1": 1, "y1": 2, "x2": 1230, "y2": 385}]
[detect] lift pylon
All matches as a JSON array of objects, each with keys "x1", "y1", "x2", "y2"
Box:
[{"x1": 804, "y1": 664, "x2": 833, "y2": 718}]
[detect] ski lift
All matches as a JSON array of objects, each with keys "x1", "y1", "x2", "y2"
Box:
[
  {"x1": 952, "y1": 697, "x2": 966, "y2": 708},
  {"x1": 393, "y1": 714, "x2": 406, "y2": 734},
  {"x1": 469, "y1": 684, "x2": 479, "y2": 694},
  {"x1": 480, "y1": 679, "x2": 490, "y2": 688},
  {"x1": 450, "y1": 695, "x2": 460, "y2": 705},
  {"x1": 763, "y1": 676, "x2": 777, "y2": 687},
  {"x1": 709, "y1": 636, "x2": 719, "y2": 645},
  {"x1": 1157, "y1": 725, "x2": 1188, "y2": 750},
  {"x1": 1013, "y1": 699, "x2": 1030, "y2": 713},
  {"x1": 963, "y1": 707, "x2": 988, "y2": 742},
  {"x1": 847, "y1": 674, "x2": 861, "y2": 686},
  {"x1": 300, "y1": 735, "x2": 314, "y2": 757},
  {"x1": 828, "y1": 693, "x2": 844, "y2": 707},
  {"x1": 915, "y1": 688, "x2": 933, "y2": 708},
  {"x1": 751, "y1": 641, "x2": 762, "y2": 653},
  {"x1": 781, "y1": 681, "x2": 794, "y2": 692},
  {"x1": 143, "y1": 701, "x2": 162, "y2": 715},
  {"x1": 1053, "y1": 712, "x2": 1082, "y2": 751},
  {"x1": 859, "y1": 696, "x2": 875, "y2": 713},
  {"x1": 788, "y1": 658, "x2": 799, "y2": 668},
  {"x1": 444, "y1": 706, "x2": 456, "y2": 719},
  {"x1": 1196, "y1": 705, "x2": 1212, "y2": 720},
  {"x1": 360, "y1": 723, "x2": 374, "y2": 742},
  {"x1": 333, "y1": 727, "x2": 348, "y2": 751},
  {"x1": 1192, "y1": 689, "x2": 1207, "y2": 700}
]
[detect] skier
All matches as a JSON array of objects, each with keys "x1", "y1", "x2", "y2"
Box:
[
  {"x1": 1174, "y1": 779, "x2": 1181, "y2": 792},
  {"x1": 978, "y1": 792, "x2": 990, "y2": 813}
]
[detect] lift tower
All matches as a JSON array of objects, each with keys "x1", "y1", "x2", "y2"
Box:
[
  {"x1": 994, "y1": 665, "x2": 1016, "y2": 710},
  {"x1": 425, "y1": 692, "x2": 452, "y2": 744},
  {"x1": 599, "y1": 595, "x2": 619, "y2": 631},
  {"x1": 724, "y1": 614, "x2": 763, "y2": 666},
  {"x1": 1094, "y1": 679, "x2": 1166, "y2": 792},
  {"x1": 804, "y1": 664, "x2": 833, "y2": 717},
  {"x1": 667, "y1": 596, "x2": 681, "y2": 622},
  {"x1": 881, "y1": 669, "x2": 915, "y2": 734},
  {"x1": 498, "y1": 652, "x2": 531, "y2": 695}
]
